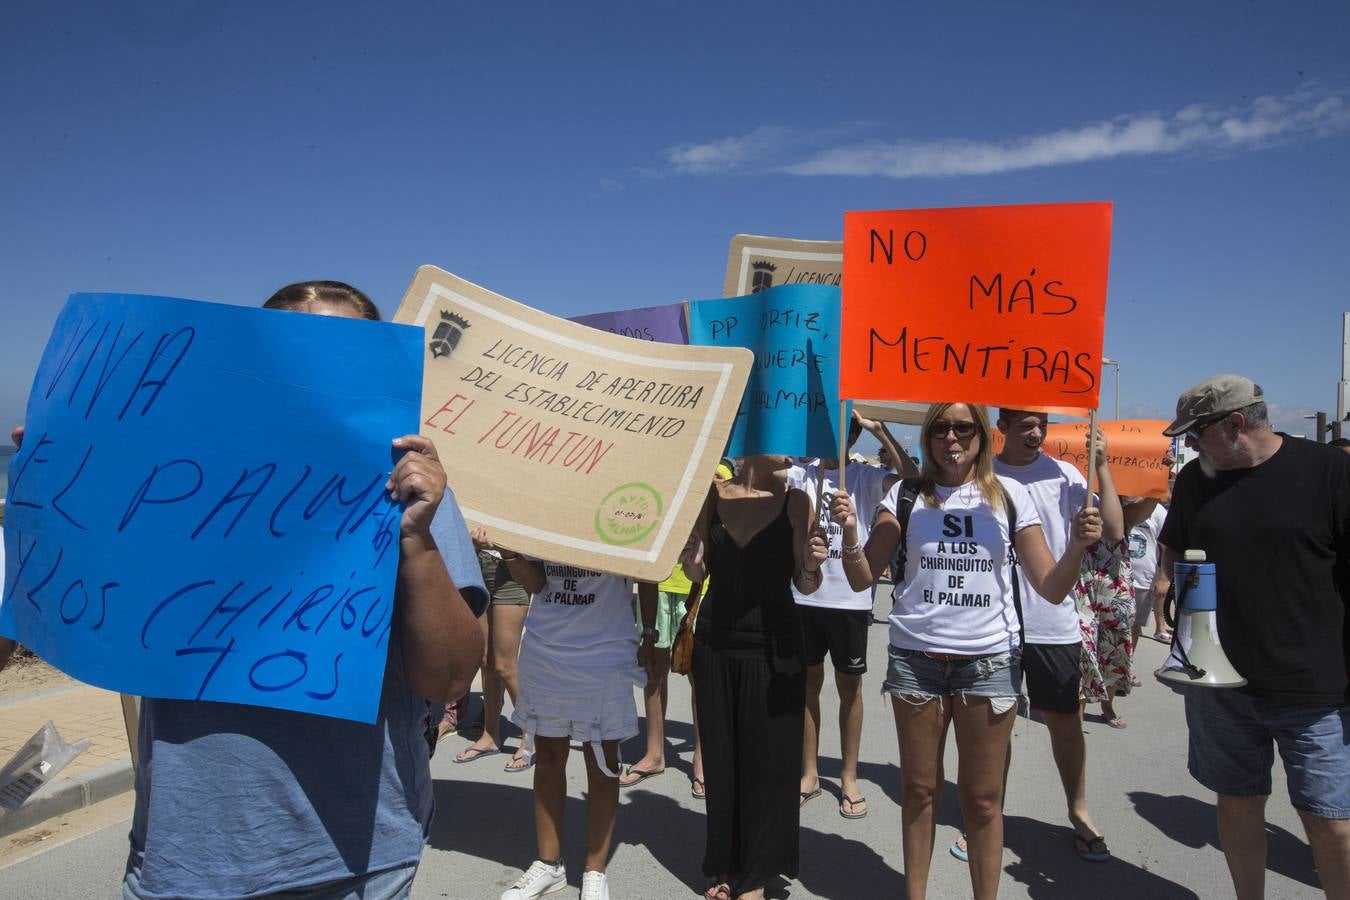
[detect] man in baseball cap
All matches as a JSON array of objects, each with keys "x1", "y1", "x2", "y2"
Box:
[
  {"x1": 1162, "y1": 375, "x2": 1264, "y2": 438},
  {"x1": 1158, "y1": 375, "x2": 1350, "y2": 898}
]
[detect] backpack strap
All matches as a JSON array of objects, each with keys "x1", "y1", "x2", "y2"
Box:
[
  {"x1": 999, "y1": 483, "x2": 1025, "y2": 649},
  {"x1": 892, "y1": 477, "x2": 924, "y2": 581}
]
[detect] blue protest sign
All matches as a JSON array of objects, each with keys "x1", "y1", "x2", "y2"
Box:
[
  {"x1": 688, "y1": 284, "x2": 847, "y2": 458},
  {"x1": 1, "y1": 294, "x2": 422, "y2": 723}
]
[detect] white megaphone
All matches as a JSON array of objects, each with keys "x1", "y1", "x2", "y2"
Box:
[{"x1": 1155, "y1": 550, "x2": 1247, "y2": 689}]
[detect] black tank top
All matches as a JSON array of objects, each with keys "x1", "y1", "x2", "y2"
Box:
[{"x1": 696, "y1": 491, "x2": 800, "y2": 650}]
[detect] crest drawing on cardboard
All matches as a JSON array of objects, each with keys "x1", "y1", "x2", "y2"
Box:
[
  {"x1": 395, "y1": 266, "x2": 752, "y2": 581},
  {"x1": 723, "y1": 234, "x2": 843, "y2": 298},
  {"x1": 429, "y1": 310, "x2": 470, "y2": 359}
]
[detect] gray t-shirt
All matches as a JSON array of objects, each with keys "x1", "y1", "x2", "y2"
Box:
[{"x1": 125, "y1": 490, "x2": 486, "y2": 898}]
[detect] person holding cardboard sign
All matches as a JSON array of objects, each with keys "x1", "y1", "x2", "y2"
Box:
[
  {"x1": 830, "y1": 403, "x2": 1101, "y2": 900},
  {"x1": 680, "y1": 454, "x2": 828, "y2": 900},
  {"x1": 491, "y1": 545, "x2": 658, "y2": 900},
  {"x1": 102, "y1": 281, "x2": 487, "y2": 900}
]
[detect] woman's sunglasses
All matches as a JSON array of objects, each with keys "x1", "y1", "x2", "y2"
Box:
[{"x1": 927, "y1": 421, "x2": 978, "y2": 440}]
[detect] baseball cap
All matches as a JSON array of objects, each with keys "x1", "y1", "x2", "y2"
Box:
[{"x1": 1163, "y1": 375, "x2": 1263, "y2": 437}]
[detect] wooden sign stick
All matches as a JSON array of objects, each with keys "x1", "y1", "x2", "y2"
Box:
[
  {"x1": 837, "y1": 400, "x2": 849, "y2": 494},
  {"x1": 1085, "y1": 408, "x2": 1099, "y2": 508}
]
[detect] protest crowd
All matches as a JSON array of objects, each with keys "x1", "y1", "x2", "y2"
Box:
[{"x1": 3, "y1": 255, "x2": 1350, "y2": 900}]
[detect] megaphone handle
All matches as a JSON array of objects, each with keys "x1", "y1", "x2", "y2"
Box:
[{"x1": 1165, "y1": 572, "x2": 1207, "y2": 679}]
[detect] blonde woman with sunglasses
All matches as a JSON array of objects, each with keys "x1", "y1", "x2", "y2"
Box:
[{"x1": 830, "y1": 402, "x2": 1101, "y2": 900}]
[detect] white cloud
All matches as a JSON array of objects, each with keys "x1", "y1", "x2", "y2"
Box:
[
  {"x1": 666, "y1": 126, "x2": 793, "y2": 174},
  {"x1": 665, "y1": 87, "x2": 1350, "y2": 178}
]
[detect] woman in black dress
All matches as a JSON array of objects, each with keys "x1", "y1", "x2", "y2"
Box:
[{"x1": 680, "y1": 454, "x2": 828, "y2": 900}]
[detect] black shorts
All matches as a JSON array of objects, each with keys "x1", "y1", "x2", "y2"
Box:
[
  {"x1": 799, "y1": 607, "x2": 870, "y2": 674},
  {"x1": 1021, "y1": 642, "x2": 1082, "y2": 714}
]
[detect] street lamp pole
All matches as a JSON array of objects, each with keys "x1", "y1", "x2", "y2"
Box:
[{"x1": 1101, "y1": 357, "x2": 1120, "y2": 419}]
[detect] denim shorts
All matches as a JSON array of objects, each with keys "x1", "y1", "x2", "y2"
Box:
[
  {"x1": 882, "y1": 645, "x2": 1021, "y2": 711},
  {"x1": 1185, "y1": 687, "x2": 1350, "y2": 819}
]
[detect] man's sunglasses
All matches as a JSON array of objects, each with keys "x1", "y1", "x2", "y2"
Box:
[
  {"x1": 927, "y1": 421, "x2": 978, "y2": 439},
  {"x1": 1186, "y1": 413, "x2": 1230, "y2": 441}
]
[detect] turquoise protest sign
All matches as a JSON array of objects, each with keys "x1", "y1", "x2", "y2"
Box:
[
  {"x1": 1, "y1": 294, "x2": 422, "y2": 722},
  {"x1": 688, "y1": 284, "x2": 847, "y2": 458}
]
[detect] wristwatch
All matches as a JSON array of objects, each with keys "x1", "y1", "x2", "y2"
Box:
[{"x1": 639, "y1": 628, "x2": 658, "y2": 642}]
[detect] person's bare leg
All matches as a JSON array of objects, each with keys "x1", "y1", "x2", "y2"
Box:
[
  {"x1": 458, "y1": 612, "x2": 500, "y2": 757},
  {"x1": 622, "y1": 648, "x2": 671, "y2": 783},
  {"x1": 691, "y1": 682, "x2": 705, "y2": 792},
  {"x1": 837, "y1": 671, "x2": 865, "y2": 808},
  {"x1": 1216, "y1": 793, "x2": 1268, "y2": 900},
  {"x1": 1043, "y1": 707, "x2": 1101, "y2": 839},
  {"x1": 952, "y1": 697, "x2": 1018, "y2": 900},
  {"x1": 800, "y1": 663, "x2": 825, "y2": 795},
  {"x1": 533, "y1": 736, "x2": 570, "y2": 862},
  {"x1": 1102, "y1": 686, "x2": 1121, "y2": 725},
  {"x1": 894, "y1": 695, "x2": 953, "y2": 900},
  {"x1": 1300, "y1": 811, "x2": 1350, "y2": 899},
  {"x1": 491, "y1": 604, "x2": 531, "y2": 768},
  {"x1": 583, "y1": 739, "x2": 621, "y2": 872}
]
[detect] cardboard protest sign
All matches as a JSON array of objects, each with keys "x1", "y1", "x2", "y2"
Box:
[
  {"x1": 395, "y1": 266, "x2": 751, "y2": 582},
  {"x1": 688, "y1": 284, "x2": 847, "y2": 459},
  {"x1": 851, "y1": 399, "x2": 930, "y2": 426},
  {"x1": 724, "y1": 234, "x2": 842, "y2": 298},
  {"x1": 570, "y1": 302, "x2": 688, "y2": 344},
  {"x1": 992, "y1": 419, "x2": 1172, "y2": 499},
  {"x1": 841, "y1": 203, "x2": 1112, "y2": 413},
  {"x1": 1, "y1": 294, "x2": 422, "y2": 722}
]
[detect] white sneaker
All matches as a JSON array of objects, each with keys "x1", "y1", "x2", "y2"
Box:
[
  {"x1": 500, "y1": 859, "x2": 568, "y2": 900},
  {"x1": 579, "y1": 870, "x2": 609, "y2": 900}
]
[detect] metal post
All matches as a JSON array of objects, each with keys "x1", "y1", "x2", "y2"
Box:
[
  {"x1": 1318, "y1": 412, "x2": 1328, "y2": 443},
  {"x1": 1101, "y1": 357, "x2": 1120, "y2": 419},
  {"x1": 1340, "y1": 314, "x2": 1350, "y2": 423},
  {"x1": 1336, "y1": 420, "x2": 1344, "y2": 442}
]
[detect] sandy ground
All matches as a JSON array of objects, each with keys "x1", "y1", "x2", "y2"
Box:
[{"x1": 0, "y1": 653, "x2": 76, "y2": 703}]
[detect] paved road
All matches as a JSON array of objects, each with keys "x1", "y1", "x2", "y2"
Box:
[{"x1": 0, "y1": 613, "x2": 1324, "y2": 898}]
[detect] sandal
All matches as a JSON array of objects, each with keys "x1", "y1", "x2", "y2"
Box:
[
  {"x1": 799, "y1": 786, "x2": 821, "y2": 808},
  {"x1": 618, "y1": 765, "x2": 663, "y2": 787},
  {"x1": 1073, "y1": 832, "x2": 1111, "y2": 862},
  {"x1": 839, "y1": 795, "x2": 868, "y2": 819},
  {"x1": 704, "y1": 880, "x2": 731, "y2": 900},
  {"x1": 950, "y1": 834, "x2": 969, "y2": 862},
  {"x1": 504, "y1": 749, "x2": 535, "y2": 773},
  {"x1": 453, "y1": 745, "x2": 501, "y2": 764},
  {"x1": 691, "y1": 777, "x2": 706, "y2": 800}
]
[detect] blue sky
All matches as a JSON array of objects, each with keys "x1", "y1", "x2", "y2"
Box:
[{"x1": 3, "y1": 1, "x2": 1349, "y2": 446}]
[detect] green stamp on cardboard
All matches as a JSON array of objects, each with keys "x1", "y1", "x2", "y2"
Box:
[{"x1": 594, "y1": 482, "x2": 663, "y2": 546}]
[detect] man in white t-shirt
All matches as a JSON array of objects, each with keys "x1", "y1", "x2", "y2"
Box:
[
  {"x1": 992, "y1": 408, "x2": 1124, "y2": 862},
  {"x1": 789, "y1": 413, "x2": 916, "y2": 819}
]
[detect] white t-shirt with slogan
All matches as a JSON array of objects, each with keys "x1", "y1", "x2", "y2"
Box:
[
  {"x1": 993, "y1": 454, "x2": 1086, "y2": 645},
  {"x1": 881, "y1": 477, "x2": 1041, "y2": 656},
  {"x1": 788, "y1": 460, "x2": 893, "y2": 611},
  {"x1": 1128, "y1": 505, "x2": 1168, "y2": 590},
  {"x1": 520, "y1": 563, "x2": 640, "y2": 673}
]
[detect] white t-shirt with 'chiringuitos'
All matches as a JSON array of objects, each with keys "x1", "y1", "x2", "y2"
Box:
[{"x1": 882, "y1": 476, "x2": 1040, "y2": 656}]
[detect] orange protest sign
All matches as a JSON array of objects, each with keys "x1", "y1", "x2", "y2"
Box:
[
  {"x1": 841, "y1": 203, "x2": 1111, "y2": 412},
  {"x1": 991, "y1": 419, "x2": 1173, "y2": 499}
]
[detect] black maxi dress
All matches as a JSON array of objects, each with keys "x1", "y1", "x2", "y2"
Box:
[{"x1": 692, "y1": 492, "x2": 806, "y2": 895}]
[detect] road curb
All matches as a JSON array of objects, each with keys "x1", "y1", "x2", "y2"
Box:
[{"x1": 0, "y1": 759, "x2": 134, "y2": 838}]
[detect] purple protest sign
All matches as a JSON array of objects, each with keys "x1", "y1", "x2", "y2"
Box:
[{"x1": 570, "y1": 302, "x2": 688, "y2": 344}]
